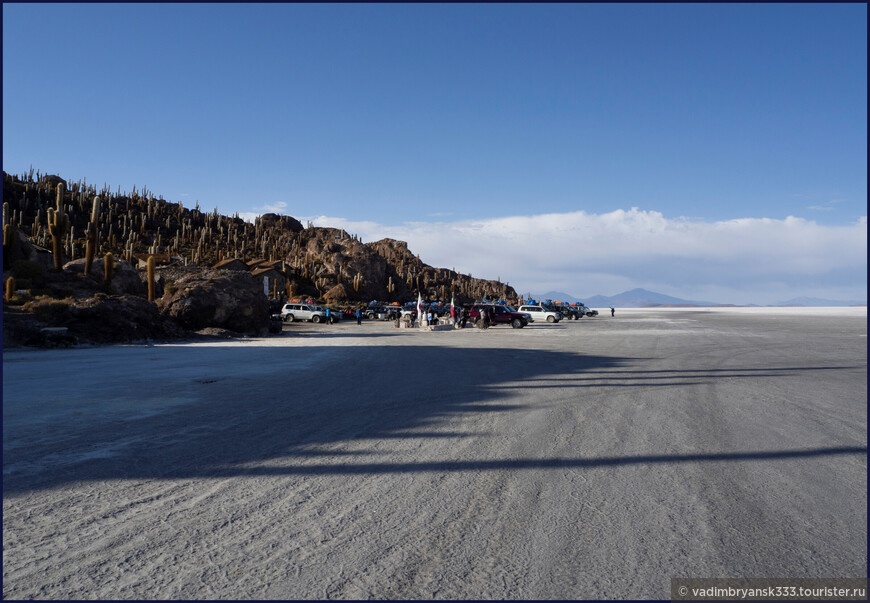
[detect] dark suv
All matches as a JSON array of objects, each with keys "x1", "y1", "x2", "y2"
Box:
[
  {"x1": 468, "y1": 304, "x2": 528, "y2": 328},
  {"x1": 553, "y1": 305, "x2": 581, "y2": 320}
]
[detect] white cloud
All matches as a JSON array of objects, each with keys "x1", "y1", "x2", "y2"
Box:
[
  {"x1": 259, "y1": 201, "x2": 288, "y2": 213},
  {"x1": 808, "y1": 199, "x2": 844, "y2": 211},
  {"x1": 306, "y1": 209, "x2": 867, "y2": 305}
]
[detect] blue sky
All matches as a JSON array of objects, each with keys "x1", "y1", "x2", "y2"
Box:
[{"x1": 3, "y1": 3, "x2": 866, "y2": 304}]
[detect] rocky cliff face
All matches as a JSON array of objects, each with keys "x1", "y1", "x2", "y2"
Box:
[
  {"x1": 3, "y1": 171, "x2": 518, "y2": 304},
  {"x1": 3, "y1": 170, "x2": 519, "y2": 345}
]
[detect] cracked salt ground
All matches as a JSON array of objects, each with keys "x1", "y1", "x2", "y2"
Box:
[{"x1": 3, "y1": 308, "x2": 866, "y2": 599}]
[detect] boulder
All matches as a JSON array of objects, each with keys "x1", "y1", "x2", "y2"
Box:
[
  {"x1": 62, "y1": 258, "x2": 146, "y2": 296},
  {"x1": 258, "y1": 213, "x2": 304, "y2": 233},
  {"x1": 156, "y1": 267, "x2": 270, "y2": 335},
  {"x1": 12, "y1": 293, "x2": 185, "y2": 345},
  {"x1": 63, "y1": 294, "x2": 184, "y2": 343},
  {"x1": 40, "y1": 175, "x2": 67, "y2": 188},
  {"x1": 3, "y1": 227, "x2": 52, "y2": 273},
  {"x1": 324, "y1": 283, "x2": 349, "y2": 300}
]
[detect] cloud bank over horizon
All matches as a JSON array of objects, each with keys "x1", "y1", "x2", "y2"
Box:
[{"x1": 254, "y1": 208, "x2": 865, "y2": 305}]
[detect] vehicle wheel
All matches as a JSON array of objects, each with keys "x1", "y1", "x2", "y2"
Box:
[
  {"x1": 511, "y1": 318, "x2": 524, "y2": 329},
  {"x1": 312, "y1": 315, "x2": 322, "y2": 324},
  {"x1": 286, "y1": 314, "x2": 294, "y2": 323},
  {"x1": 547, "y1": 315, "x2": 555, "y2": 323}
]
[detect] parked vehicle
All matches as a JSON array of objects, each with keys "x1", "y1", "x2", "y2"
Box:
[
  {"x1": 505, "y1": 306, "x2": 533, "y2": 322},
  {"x1": 366, "y1": 306, "x2": 409, "y2": 320},
  {"x1": 575, "y1": 304, "x2": 599, "y2": 317},
  {"x1": 468, "y1": 304, "x2": 528, "y2": 328},
  {"x1": 281, "y1": 303, "x2": 327, "y2": 323},
  {"x1": 312, "y1": 306, "x2": 341, "y2": 323},
  {"x1": 555, "y1": 305, "x2": 582, "y2": 320},
  {"x1": 518, "y1": 304, "x2": 562, "y2": 323}
]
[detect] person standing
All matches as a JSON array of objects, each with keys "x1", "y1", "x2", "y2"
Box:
[
  {"x1": 356, "y1": 308, "x2": 362, "y2": 325},
  {"x1": 610, "y1": 307, "x2": 615, "y2": 317}
]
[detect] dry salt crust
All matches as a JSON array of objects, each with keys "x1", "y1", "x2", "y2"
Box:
[{"x1": 3, "y1": 307, "x2": 866, "y2": 599}]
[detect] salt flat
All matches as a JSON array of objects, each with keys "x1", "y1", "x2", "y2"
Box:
[{"x1": 3, "y1": 308, "x2": 866, "y2": 599}]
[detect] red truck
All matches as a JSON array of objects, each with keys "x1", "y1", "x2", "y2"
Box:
[{"x1": 467, "y1": 304, "x2": 529, "y2": 329}]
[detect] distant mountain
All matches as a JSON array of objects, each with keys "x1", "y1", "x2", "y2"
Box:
[
  {"x1": 774, "y1": 297, "x2": 867, "y2": 307},
  {"x1": 581, "y1": 289, "x2": 718, "y2": 308},
  {"x1": 530, "y1": 288, "x2": 720, "y2": 308},
  {"x1": 533, "y1": 291, "x2": 582, "y2": 304},
  {"x1": 528, "y1": 288, "x2": 867, "y2": 308}
]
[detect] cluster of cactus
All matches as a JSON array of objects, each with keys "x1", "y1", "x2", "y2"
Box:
[{"x1": 2, "y1": 170, "x2": 520, "y2": 304}]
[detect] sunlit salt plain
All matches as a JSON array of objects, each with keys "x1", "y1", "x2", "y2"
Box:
[
  {"x1": 591, "y1": 305, "x2": 866, "y2": 317},
  {"x1": 3, "y1": 306, "x2": 866, "y2": 599}
]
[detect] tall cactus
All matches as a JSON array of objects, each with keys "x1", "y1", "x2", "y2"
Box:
[
  {"x1": 48, "y1": 184, "x2": 69, "y2": 270},
  {"x1": 84, "y1": 219, "x2": 98, "y2": 276},
  {"x1": 104, "y1": 252, "x2": 115, "y2": 281}
]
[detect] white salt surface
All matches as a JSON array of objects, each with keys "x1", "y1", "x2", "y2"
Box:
[
  {"x1": 593, "y1": 305, "x2": 866, "y2": 316},
  {"x1": 3, "y1": 309, "x2": 866, "y2": 599}
]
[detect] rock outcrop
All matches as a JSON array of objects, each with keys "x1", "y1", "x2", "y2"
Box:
[
  {"x1": 156, "y1": 266, "x2": 270, "y2": 335},
  {"x1": 63, "y1": 258, "x2": 146, "y2": 296},
  {"x1": 64, "y1": 293, "x2": 185, "y2": 343}
]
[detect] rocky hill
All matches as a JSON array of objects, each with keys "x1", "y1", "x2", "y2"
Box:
[{"x1": 3, "y1": 170, "x2": 516, "y2": 305}]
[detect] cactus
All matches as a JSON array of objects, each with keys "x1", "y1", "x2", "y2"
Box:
[
  {"x1": 146, "y1": 255, "x2": 156, "y2": 301},
  {"x1": 84, "y1": 222, "x2": 98, "y2": 276},
  {"x1": 3, "y1": 223, "x2": 15, "y2": 251},
  {"x1": 90, "y1": 195, "x2": 101, "y2": 223},
  {"x1": 104, "y1": 252, "x2": 116, "y2": 292},
  {"x1": 4, "y1": 276, "x2": 15, "y2": 302},
  {"x1": 48, "y1": 185, "x2": 70, "y2": 270}
]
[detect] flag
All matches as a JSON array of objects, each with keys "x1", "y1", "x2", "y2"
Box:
[{"x1": 417, "y1": 292, "x2": 422, "y2": 322}]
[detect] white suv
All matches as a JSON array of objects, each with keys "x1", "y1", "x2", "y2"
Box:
[
  {"x1": 518, "y1": 305, "x2": 562, "y2": 323},
  {"x1": 281, "y1": 303, "x2": 327, "y2": 323}
]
